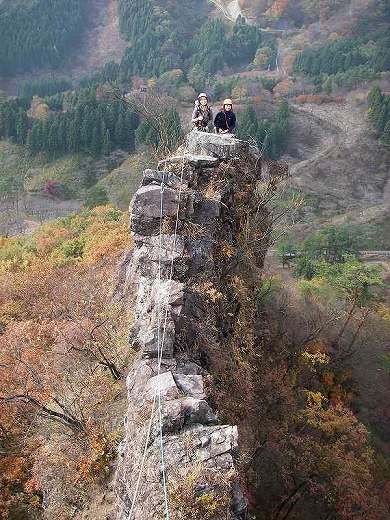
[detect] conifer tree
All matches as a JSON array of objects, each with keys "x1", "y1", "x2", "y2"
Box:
[
  {"x1": 91, "y1": 123, "x2": 102, "y2": 157},
  {"x1": 47, "y1": 120, "x2": 59, "y2": 157},
  {"x1": 103, "y1": 129, "x2": 112, "y2": 156},
  {"x1": 323, "y1": 76, "x2": 333, "y2": 95},
  {"x1": 381, "y1": 120, "x2": 390, "y2": 146},
  {"x1": 15, "y1": 109, "x2": 28, "y2": 145},
  {"x1": 115, "y1": 113, "x2": 126, "y2": 149},
  {"x1": 238, "y1": 106, "x2": 258, "y2": 140},
  {"x1": 26, "y1": 129, "x2": 35, "y2": 155},
  {"x1": 66, "y1": 117, "x2": 79, "y2": 153},
  {"x1": 58, "y1": 119, "x2": 67, "y2": 154},
  {"x1": 162, "y1": 108, "x2": 182, "y2": 152}
]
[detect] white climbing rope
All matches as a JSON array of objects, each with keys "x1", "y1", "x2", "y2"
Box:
[
  {"x1": 156, "y1": 173, "x2": 170, "y2": 520},
  {"x1": 127, "y1": 153, "x2": 187, "y2": 520},
  {"x1": 155, "y1": 155, "x2": 187, "y2": 520}
]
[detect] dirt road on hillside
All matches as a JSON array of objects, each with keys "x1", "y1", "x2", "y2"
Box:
[{"x1": 287, "y1": 100, "x2": 390, "y2": 226}]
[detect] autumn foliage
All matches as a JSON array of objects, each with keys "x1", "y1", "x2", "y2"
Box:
[
  {"x1": 0, "y1": 206, "x2": 133, "y2": 518},
  {"x1": 294, "y1": 94, "x2": 346, "y2": 104}
]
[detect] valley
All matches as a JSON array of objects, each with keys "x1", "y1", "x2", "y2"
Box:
[{"x1": 0, "y1": 1, "x2": 389, "y2": 519}]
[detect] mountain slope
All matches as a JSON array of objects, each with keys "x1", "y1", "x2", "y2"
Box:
[
  {"x1": 0, "y1": 0, "x2": 127, "y2": 95},
  {"x1": 289, "y1": 100, "x2": 390, "y2": 208}
]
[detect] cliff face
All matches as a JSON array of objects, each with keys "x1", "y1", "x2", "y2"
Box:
[{"x1": 115, "y1": 131, "x2": 268, "y2": 519}]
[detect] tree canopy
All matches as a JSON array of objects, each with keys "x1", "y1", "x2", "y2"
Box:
[{"x1": 0, "y1": 0, "x2": 87, "y2": 75}]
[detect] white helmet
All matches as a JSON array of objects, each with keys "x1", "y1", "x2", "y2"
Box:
[{"x1": 198, "y1": 92, "x2": 208, "y2": 99}]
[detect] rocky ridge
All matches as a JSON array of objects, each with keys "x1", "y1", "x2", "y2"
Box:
[{"x1": 115, "y1": 131, "x2": 266, "y2": 520}]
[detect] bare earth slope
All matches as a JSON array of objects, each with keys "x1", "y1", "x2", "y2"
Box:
[
  {"x1": 68, "y1": 0, "x2": 127, "y2": 79},
  {"x1": 0, "y1": 0, "x2": 127, "y2": 95},
  {"x1": 287, "y1": 99, "x2": 390, "y2": 233}
]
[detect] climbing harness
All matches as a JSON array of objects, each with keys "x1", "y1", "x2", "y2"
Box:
[{"x1": 127, "y1": 155, "x2": 187, "y2": 520}]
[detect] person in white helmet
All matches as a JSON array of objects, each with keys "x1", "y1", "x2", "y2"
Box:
[{"x1": 192, "y1": 93, "x2": 213, "y2": 132}]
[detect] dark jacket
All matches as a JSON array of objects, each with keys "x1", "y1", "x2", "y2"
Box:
[{"x1": 214, "y1": 110, "x2": 236, "y2": 132}]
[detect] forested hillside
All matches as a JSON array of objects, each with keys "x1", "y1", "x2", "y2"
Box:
[
  {"x1": 0, "y1": 0, "x2": 87, "y2": 76},
  {"x1": 0, "y1": 88, "x2": 139, "y2": 158},
  {"x1": 294, "y1": 1, "x2": 390, "y2": 91},
  {"x1": 0, "y1": 0, "x2": 389, "y2": 518}
]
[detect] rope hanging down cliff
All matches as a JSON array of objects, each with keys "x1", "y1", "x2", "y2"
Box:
[{"x1": 127, "y1": 154, "x2": 187, "y2": 520}]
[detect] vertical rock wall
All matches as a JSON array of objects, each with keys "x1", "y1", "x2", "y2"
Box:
[{"x1": 115, "y1": 132, "x2": 264, "y2": 520}]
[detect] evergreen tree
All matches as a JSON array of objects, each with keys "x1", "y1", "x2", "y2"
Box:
[
  {"x1": 47, "y1": 120, "x2": 59, "y2": 156},
  {"x1": 368, "y1": 85, "x2": 383, "y2": 108},
  {"x1": 257, "y1": 119, "x2": 272, "y2": 153},
  {"x1": 15, "y1": 109, "x2": 28, "y2": 144},
  {"x1": 26, "y1": 129, "x2": 35, "y2": 155},
  {"x1": 80, "y1": 109, "x2": 94, "y2": 149},
  {"x1": 191, "y1": 20, "x2": 228, "y2": 74},
  {"x1": 381, "y1": 120, "x2": 390, "y2": 146},
  {"x1": 66, "y1": 117, "x2": 79, "y2": 153},
  {"x1": 2, "y1": 88, "x2": 139, "y2": 158},
  {"x1": 103, "y1": 129, "x2": 112, "y2": 156},
  {"x1": 105, "y1": 105, "x2": 117, "y2": 135},
  {"x1": 85, "y1": 185, "x2": 109, "y2": 208},
  {"x1": 115, "y1": 113, "x2": 127, "y2": 149},
  {"x1": 40, "y1": 121, "x2": 50, "y2": 153},
  {"x1": 323, "y1": 76, "x2": 333, "y2": 95},
  {"x1": 163, "y1": 108, "x2": 182, "y2": 151},
  {"x1": 188, "y1": 65, "x2": 209, "y2": 93},
  {"x1": 0, "y1": 1, "x2": 87, "y2": 75},
  {"x1": 368, "y1": 86, "x2": 390, "y2": 138},
  {"x1": 377, "y1": 103, "x2": 390, "y2": 132},
  {"x1": 229, "y1": 18, "x2": 262, "y2": 66},
  {"x1": 238, "y1": 106, "x2": 258, "y2": 140},
  {"x1": 57, "y1": 120, "x2": 67, "y2": 154},
  {"x1": 91, "y1": 123, "x2": 102, "y2": 157}
]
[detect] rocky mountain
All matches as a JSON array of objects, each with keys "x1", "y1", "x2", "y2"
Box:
[
  {"x1": 115, "y1": 132, "x2": 263, "y2": 519},
  {"x1": 1, "y1": 2, "x2": 390, "y2": 519}
]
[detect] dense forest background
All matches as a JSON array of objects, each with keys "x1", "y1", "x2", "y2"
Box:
[
  {"x1": 0, "y1": 0, "x2": 87, "y2": 75},
  {"x1": 0, "y1": 0, "x2": 389, "y2": 519}
]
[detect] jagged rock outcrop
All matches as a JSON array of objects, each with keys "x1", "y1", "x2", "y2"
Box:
[{"x1": 115, "y1": 131, "x2": 265, "y2": 520}]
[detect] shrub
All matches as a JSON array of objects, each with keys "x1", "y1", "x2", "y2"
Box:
[
  {"x1": 85, "y1": 186, "x2": 109, "y2": 208},
  {"x1": 60, "y1": 238, "x2": 85, "y2": 259}
]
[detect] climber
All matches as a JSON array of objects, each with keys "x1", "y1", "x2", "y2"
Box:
[
  {"x1": 214, "y1": 99, "x2": 236, "y2": 134},
  {"x1": 192, "y1": 93, "x2": 214, "y2": 132}
]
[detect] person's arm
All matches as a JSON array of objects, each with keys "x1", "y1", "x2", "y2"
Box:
[
  {"x1": 192, "y1": 108, "x2": 202, "y2": 123},
  {"x1": 230, "y1": 113, "x2": 237, "y2": 131},
  {"x1": 214, "y1": 112, "x2": 222, "y2": 132},
  {"x1": 207, "y1": 108, "x2": 214, "y2": 129}
]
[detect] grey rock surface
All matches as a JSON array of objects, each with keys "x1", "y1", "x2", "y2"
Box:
[
  {"x1": 158, "y1": 154, "x2": 220, "y2": 169},
  {"x1": 115, "y1": 132, "x2": 257, "y2": 520},
  {"x1": 186, "y1": 129, "x2": 249, "y2": 160}
]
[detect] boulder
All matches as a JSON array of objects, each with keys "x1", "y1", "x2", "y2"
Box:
[
  {"x1": 158, "y1": 154, "x2": 219, "y2": 170},
  {"x1": 186, "y1": 129, "x2": 249, "y2": 160},
  {"x1": 132, "y1": 184, "x2": 184, "y2": 220},
  {"x1": 134, "y1": 311, "x2": 176, "y2": 358},
  {"x1": 130, "y1": 235, "x2": 186, "y2": 279},
  {"x1": 173, "y1": 373, "x2": 205, "y2": 399},
  {"x1": 142, "y1": 169, "x2": 188, "y2": 190},
  {"x1": 130, "y1": 184, "x2": 190, "y2": 235},
  {"x1": 145, "y1": 371, "x2": 180, "y2": 402}
]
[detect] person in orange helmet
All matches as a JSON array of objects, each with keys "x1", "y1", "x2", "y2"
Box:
[{"x1": 214, "y1": 98, "x2": 236, "y2": 134}]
